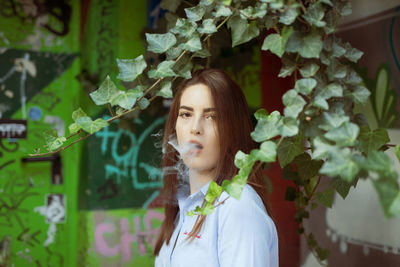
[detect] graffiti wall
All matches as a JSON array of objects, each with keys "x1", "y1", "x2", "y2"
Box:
[
  {"x1": 301, "y1": 4, "x2": 400, "y2": 267},
  {"x1": 0, "y1": 0, "x2": 81, "y2": 266}
]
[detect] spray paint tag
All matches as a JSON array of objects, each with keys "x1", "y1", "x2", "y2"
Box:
[{"x1": 0, "y1": 119, "x2": 27, "y2": 138}]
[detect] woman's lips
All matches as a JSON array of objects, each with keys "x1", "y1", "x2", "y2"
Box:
[{"x1": 188, "y1": 140, "x2": 203, "y2": 154}]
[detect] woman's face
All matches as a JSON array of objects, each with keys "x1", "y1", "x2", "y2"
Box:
[{"x1": 175, "y1": 83, "x2": 220, "y2": 173}]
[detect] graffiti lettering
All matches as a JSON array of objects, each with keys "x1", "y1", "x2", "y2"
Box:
[
  {"x1": 94, "y1": 210, "x2": 164, "y2": 261},
  {"x1": 97, "y1": 178, "x2": 118, "y2": 201},
  {"x1": 17, "y1": 228, "x2": 41, "y2": 247}
]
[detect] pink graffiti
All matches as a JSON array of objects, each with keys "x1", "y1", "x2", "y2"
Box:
[{"x1": 94, "y1": 209, "x2": 164, "y2": 262}]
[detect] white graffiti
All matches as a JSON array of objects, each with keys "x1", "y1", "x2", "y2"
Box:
[{"x1": 0, "y1": 123, "x2": 26, "y2": 137}]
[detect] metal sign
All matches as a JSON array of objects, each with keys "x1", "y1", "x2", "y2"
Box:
[{"x1": 0, "y1": 119, "x2": 27, "y2": 139}]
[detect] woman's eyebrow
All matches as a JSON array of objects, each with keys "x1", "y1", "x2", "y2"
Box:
[{"x1": 179, "y1": 106, "x2": 216, "y2": 112}]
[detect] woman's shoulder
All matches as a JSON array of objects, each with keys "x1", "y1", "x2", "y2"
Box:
[{"x1": 216, "y1": 184, "x2": 268, "y2": 218}]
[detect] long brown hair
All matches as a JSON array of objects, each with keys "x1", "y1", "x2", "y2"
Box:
[{"x1": 154, "y1": 68, "x2": 271, "y2": 255}]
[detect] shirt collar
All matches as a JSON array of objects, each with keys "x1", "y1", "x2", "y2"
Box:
[{"x1": 177, "y1": 180, "x2": 213, "y2": 210}]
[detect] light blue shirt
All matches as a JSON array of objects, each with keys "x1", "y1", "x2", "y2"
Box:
[{"x1": 155, "y1": 181, "x2": 279, "y2": 267}]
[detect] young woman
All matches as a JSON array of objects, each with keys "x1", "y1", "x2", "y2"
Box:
[{"x1": 154, "y1": 69, "x2": 278, "y2": 267}]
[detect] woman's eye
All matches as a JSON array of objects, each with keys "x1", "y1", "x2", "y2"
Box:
[
  {"x1": 205, "y1": 114, "x2": 216, "y2": 120},
  {"x1": 179, "y1": 112, "x2": 191, "y2": 118}
]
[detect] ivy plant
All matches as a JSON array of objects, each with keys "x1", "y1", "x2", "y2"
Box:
[{"x1": 31, "y1": 0, "x2": 400, "y2": 263}]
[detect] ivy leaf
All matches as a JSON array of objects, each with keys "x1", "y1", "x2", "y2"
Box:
[
  {"x1": 179, "y1": 33, "x2": 202, "y2": 52},
  {"x1": 303, "y1": 2, "x2": 326, "y2": 27},
  {"x1": 250, "y1": 141, "x2": 277, "y2": 163},
  {"x1": 278, "y1": 58, "x2": 297, "y2": 78},
  {"x1": 261, "y1": 26, "x2": 293, "y2": 57},
  {"x1": 277, "y1": 137, "x2": 303, "y2": 168},
  {"x1": 347, "y1": 85, "x2": 370, "y2": 104},
  {"x1": 395, "y1": 145, "x2": 400, "y2": 162},
  {"x1": 279, "y1": 6, "x2": 299, "y2": 25},
  {"x1": 312, "y1": 136, "x2": 339, "y2": 160},
  {"x1": 76, "y1": 117, "x2": 109, "y2": 134},
  {"x1": 170, "y1": 18, "x2": 197, "y2": 37},
  {"x1": 282, "y1": 89, "x2": 306, "y2": 118},
  {"x1": 280, "y1": 117, "x2": 299, "y2": 137},
  {"x1": 316, "y1": 187, "x2": 334, "y2": 208},
  {"x1": 326, "y1": 59, "x2": 347, "y2": 81},
  {"x1": 251, "y1": 110, "x2": 282, "y2": 142},
  {"x1": 185, "y1": 5, "x2": 206, "y2": 22},
  {"x1": 358, "y1": 127, "x2": 389, "y2": 155},
  {"x1": 363, "y1": 150, "x2": 393, "y2": 174},
  {"x1": 331, "y1": 177, "x2": 357, "y2": 199},
  {"x1": 240, "y1": 4, "x2": 267, "y2": 19},
  {"x1": 293, "y1": 153, "x2": 323, "y2": 180},
  {"x1": 148, "y1": 61, "x2": 176, "y2": 79},
  {"x1": 199, "y1": 202, "x2": 215, "y2": 215},
  {"x1": 116, "y1": 55, "x2": 147, "y2": 82},
  {"x1": 319, "y1": 148, "x2": 360, "y2": 182},
  {"x1": 222, "y1": 179, "x2": 244, "y2": 200},
  {"x1": 72, "y1": 107, "x2": 87, "y2": 121},
  {"x1": 157, "y1": 81, "x2": 173, "y2": 98},
  {"x1": 234, "y1": 150, "x2": 255, "y2": 177},
  {"x1": 324, "y1": 121, "x2": 359, "y2": 147},
  {"x1": 213, "y1": 4, "x2": 232, "y2": 17},
  {"x1": 228, "y1": 15, "x2": 260, "y2": 47},
  {"x1": 90, "y1": 75, "x2": 121, "y2": 106},
  {"x1": 312, "y1": 83, "x2": 343, "y2": 110},
  {"x1": 160, "y1": 0, "x2": 182, "y2": 12},
  {"x1": 69, "y1": 123, "x2": 81, "y2": 134},
  {"x1": 254, "y1": 108, "x2": 268, "y2": 120},
  {"x1": 44, "y1": 129, "x2": 66, "y2": 151},
  {"x1": 205, "y1": 181, "x2": 223, "y2": 203},
  {"x1": 345, "y1": 46, "x2": 363, "y2": 63},
  {"x1": 286, "y1": 31, "x2": 323, "y2": 58},
  {"x1": 299, "y1": 62, "x2": 320, "y2": 78},
  {"x1": 110, "y1": 89, "x2": 143, "y2": 109},
  {"x1": 138, "y1": 98, "x2": 150, "y2": 110},
  {"x1": 167, "y1": 46, "x2": 184, "y2": 60},
  {"x1": 198, "y1": 19, "x2": 217, "y2": 34},
  {"x1": 193, "y1": 46, "x2": 211, "y2": 58},
  {"x1": 319, "y1": 104, "x2": 349, "y2": 131},
  {"x1": 146, "y1": 33, "x2": 177, "y2": 54},
  {"x1": 373, "y1": 176, "x2": 400, "y2": 217},
  {"x1": 295, "y1": 78, "x2": 317, "y2": 95}
]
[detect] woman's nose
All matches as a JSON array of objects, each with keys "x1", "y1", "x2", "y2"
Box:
[{"x1": 190, "y1": 116, "x2": 203, "y2": 135}]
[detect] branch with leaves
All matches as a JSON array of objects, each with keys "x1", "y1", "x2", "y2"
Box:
[{"x1": 31, "y1": 0, "x2": 400, "y2": 262}]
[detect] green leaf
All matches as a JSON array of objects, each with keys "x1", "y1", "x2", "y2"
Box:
[
  {"x1": 250, "y1": 141, "x2": 277, "y2": 163},
  {"x1": 240, "y1": 4, "x2": 267, "y2": 19},
  {"x1": 278, "y1": 58, "x2": 297, "y2": 78},
  {"x1": 222, "y1": 0, "x2": 232, "y2": 5},
  {"x1": 324, "y1": 122, "x2": 359, "y2": 146},
  {"x1": 285, "y1": 186, "x2": 297, "y2": 201},
  {"x1": 280, "y1": 117, "x2": 299, "y2": 137},
  {"x1": 148, "y1": 61, "x2": 176, "y2": 79},
  {"x1": 146, "y1": 32, "x2": 177, "y2": 53},
  {"x1": 76, "y1": 116, "x2": 109, "y2": 134},
  {"x1": 199, "y1": 202, "x2": 215, "y2": 215},
  {"x1": 331, "y1": 177, "x2": 355, "y2": 199},
  {"x1": 358, "y1": 127, "x2": 389, "y2": 155},
  {"x1": 363, "y1": 150, "x2": 393, "y2": 174},
  {"x1": 395, "y1": 145, "x2": 400, "y2": 162},
  {"x1": 326, "y1": 59, "x2": 347, "y2": 81},
  {"x1": 299, "y1": 62, "x2": 320, "y2": 78},
  {"x1": 138, "y1": 98, "x2": 150, "y2": 110},
  {"x1": 286, "y1": 31, "x2": 323, "y2": 58},
  {"x1": 373, "y1": 176, "x2": 400, "y2": 217},
  {"x1": 69, "y1": 122, "x2": 81, "y2": 134},
  {"x1": 320, "y1": 148, "x2": 360, "y2": 182},
  {"x1": 254, "y1": 108, "x2": 268, "y2": 120},
  {"x1": 186, "y1": 210, "x2": 195, "y2": 216},
  {"x1": 44, "y1": 129, "x2": 66, "y2": 151},
  {"x1": 110, "y1": 89, "x2": 143, "y2": 109},
  {"x1": 72, "y1": 107, "x2": 87, "y2": 121},
  {"x1": 179, "y1": 33, "x2": 202, "y2": 52},
  {"x1": 282, "y1": 89, "x2": 306, "y2": 118},
  {"x1": 116, "y1": 55, "x2": 147, "y2": 82},
  {"x1": 279, "y1": 6, "x2": 299, "y2": 25},
  {"x1": 222, "y1": 179, "x2": 244, "y2": 200},
  {"x1": 319, "y1": 104, "x2": 349, "y2": 131},
  {"x1": 213, "y1": 4, "x2": 232, "y2": 17},
  {"x1": 234, "y1": 150, "x2": 254, "y2": 170},
  {"x1": 316, "y1": 247, "x2": 330, "y2": 261},
  {"x1": 193, "y1": 46, "x2": 211, "y2": 58},
  {"x1": 316, "y1": 187, "x2": 334, "y2": 208},
  {"x1": 185, "y1": 5, "x2": 206, "y2": 22},
  {"x1": 295, "y1": 78, "x2": 317, "y2": 95},
  {"x1": 293, "y1": 153, "x2": 323, "y2": 180},
  {"x1": 205, "y1": 181, "x2": 223, "y2": 203},
  {"x1": 347, "y1": 85, "x2": 370, "y2": 104},
  {"x1": 277, "y1": 137, "x2": 303, "y2": 167},
  {"x1": 170, "y1": 18, "x2": 197, "y2": 37},
  {"x1": 312, "y1": 136, "x2": 338, "y2": 159},
  {"x1": 251, "y1": 110, "x2": 282, "y2": 142},
  {"x1": 345, "y1": 46, "x2": 363, "y2": 63},
  {"x1": 157, "y1": 81, "x2": 173, "y2": 98},
  {"x1": 90, "y1": 75, "x2": 121, "y2": 106},
  {"x1": 303, "y1": 2, "x2": 326, "y2": 27},
  {"x1": 198, "y1": 19, "x2": 217, "y2": 34},
  {"x1": 261, "y1": 26, "x2": 293, "y2": 57},
  {"x1": 160, "y1": 0, "x2": 182, "y2": 12},
  {"x1": 228, "y1": 15, "x2": 260, "y2": 47}
]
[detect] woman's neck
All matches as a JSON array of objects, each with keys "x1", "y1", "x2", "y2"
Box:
[{"x1": 189, "y1": 168, "x2": 215, "y2": 195}]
